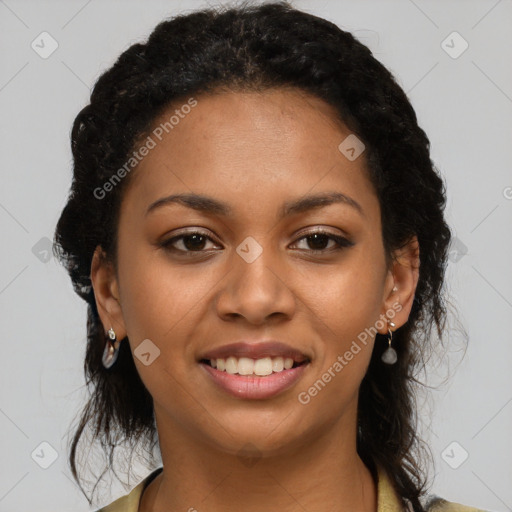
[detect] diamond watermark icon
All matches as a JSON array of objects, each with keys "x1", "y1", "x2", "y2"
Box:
[
  {"x1": 441, "y1": 441, "x2": 469, "y2": 469},
  {"x1": 31, "y1": 441, "x2": 58, "y2": 469},
  {"x1": 237, "y1": 442, "x2": 262, "y2": 468},
  {"x1": 134, "y1": 339, "x2": 161, "y2": 366},
  {"x1": 31, "y1": 32, "x2": 59, "y2": 59},
  {"x1": 441, "y1": 31, "x2": 468, "y2": 59},
  {"x1": 236, "y1": 236, "x2": 263, "y2": 263},
  {"x1": 338, "y1": 134, "x2": 365, "y2": 161},
  {"x1": 448, "y1": 236, "x2": 468, "y2": 263},
  {"x1": 32, "y1": 236, "x2": 53, "y2": 263}
]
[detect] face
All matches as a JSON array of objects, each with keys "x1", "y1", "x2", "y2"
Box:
[{"x1": 92, "y1": 88, "x2": 414, "y2": 458}]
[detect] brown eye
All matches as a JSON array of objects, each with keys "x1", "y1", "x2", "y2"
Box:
[
  {"x1": 292, "y1": 231, "x2": 354, "y2": 253},
  {"x1": 160, "y1": 231, "x2": 220, "y2": 254},
  {"x1": 180, "y1": 233, "x2": 208, "y2": 251}
]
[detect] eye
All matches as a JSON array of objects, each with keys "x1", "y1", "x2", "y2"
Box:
[
  {"x1": 291, "y1": 230, "x2": 354, "y2": 253},
  {"x1": 160, "y1": 228, "x2": 354, "y2": 256},
  {"x1": 160, "y1": 230, "x2": 221, "y2": 254}
]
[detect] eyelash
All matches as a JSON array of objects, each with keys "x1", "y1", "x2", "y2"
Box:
[{"x1": 160, "y1": 229, "x2": 354, "y2": 256}]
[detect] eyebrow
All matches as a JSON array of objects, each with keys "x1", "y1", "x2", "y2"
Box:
[{"x1": 145, "y1": 191, "x2": 364, "y2": 219}]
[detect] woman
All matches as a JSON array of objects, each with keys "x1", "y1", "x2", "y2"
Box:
[{"x1": 53, "y1": 2, "x2": 486, "y2": 511}]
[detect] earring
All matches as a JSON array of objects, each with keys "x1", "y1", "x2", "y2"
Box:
[
  {"x1": 381, "y1": 321, "x2": 397, "y2": 365},
  {"x1": 102, "y1": 327, "x2": 121, "y2": 369}
]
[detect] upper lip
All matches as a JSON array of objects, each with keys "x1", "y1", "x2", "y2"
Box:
[{"x1": 199, "y1": 341, "x2": 310, "y2": 363}]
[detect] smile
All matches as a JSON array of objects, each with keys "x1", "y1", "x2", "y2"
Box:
[
  {"x1": 199, "y1": 358, "x2": 310, "y2": 400},
  {"x1": 202, "y1": 356, "x2": 307, "y2": 376}
]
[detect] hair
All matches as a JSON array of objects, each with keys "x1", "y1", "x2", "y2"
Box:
[{"x1": 53, "y1": 2, "x2": 453, "y2": 510}]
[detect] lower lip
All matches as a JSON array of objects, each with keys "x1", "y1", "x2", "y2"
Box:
[{"x1": 200, "y1": 362, "x2": 309, "y2": 400}]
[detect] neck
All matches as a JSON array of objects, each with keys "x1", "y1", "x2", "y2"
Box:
[{"x1": 140, "y1": 409, "x2": 377, "y2": 512}]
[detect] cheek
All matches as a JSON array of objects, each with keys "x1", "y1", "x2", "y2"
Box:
[
  {"x1": 313, "y1": 250, "x2": 384, "y2": 332},
  {"x1": 303, "y1": 250, "x2": 384, "y2": 388},
  {"x1": 116, "y1": 240, "x2": 208, "y2": 349},
  {"x1": 116, "y1": 250, "x2": 209, "y2": 404},
  {"x1": 298, "y1": 279, "x2": 377, "y2": 414}
]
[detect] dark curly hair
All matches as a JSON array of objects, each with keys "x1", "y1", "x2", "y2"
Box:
[{"x1": 53, "y1": 2, "x2": 453, "y2": 510}]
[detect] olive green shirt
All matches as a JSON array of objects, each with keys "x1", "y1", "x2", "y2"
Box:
[{"x1": 97, "y1": 466, "x2": 487, "y2": 512}]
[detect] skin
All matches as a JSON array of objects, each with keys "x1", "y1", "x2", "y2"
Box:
[{"x1": 91, "y1": 88, "x2": 419, "y2": 512}]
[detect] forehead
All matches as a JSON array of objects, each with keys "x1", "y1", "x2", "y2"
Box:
[{"x1": 120, "y1": 89, "x2": 379, "y2": 225}]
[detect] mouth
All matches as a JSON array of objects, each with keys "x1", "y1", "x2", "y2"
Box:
[
  {"x1": 198, "y1": 341, "x2": 311, "y2": 399},
  {"x1": 198, "y1": 340, "x2": 311, "y2": 376},
  {"x1": 199, "y1": 356, "x2": 309, "y2": 376}
]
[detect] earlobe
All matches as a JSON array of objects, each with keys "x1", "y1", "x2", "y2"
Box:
[
  {"x1": 90, "y1": 246, "x2": 127, "y2": 340},
  {"x1": 379, "y1": 236, "x2": 420, "y2": 334}
]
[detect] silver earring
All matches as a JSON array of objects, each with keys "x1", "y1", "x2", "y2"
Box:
[
  {"x1": 381, "y1": 321, "x2": 397, "y2": 365},
  {"x1": 102, "y1": 327, "x2": 121, "y2": 369}
]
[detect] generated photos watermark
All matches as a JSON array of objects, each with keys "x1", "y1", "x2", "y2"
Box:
[
  {"x1": 297, "y1": 301, "x2": 402, "y2": 405},
  {"x1": 93, "y1": 97, "x2": 198, "y2": 200}
]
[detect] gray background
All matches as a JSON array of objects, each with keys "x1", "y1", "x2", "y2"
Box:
[{"x1": 0, "y1": 0, "x2": 511, "y2": 511}]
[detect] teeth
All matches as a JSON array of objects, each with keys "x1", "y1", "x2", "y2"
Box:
[
  {"x1": 238, "y1": 357, "x2": 254, "y2": 375},
  {"x1": 253, "y1": 357, "x2": 273, "y2": 376},
  {"x1": 207, "y1": 356, "x2": 299, "y2": 376},
  {"x1": 272, "y1": 357, "x2": 284, "y2": 372}
]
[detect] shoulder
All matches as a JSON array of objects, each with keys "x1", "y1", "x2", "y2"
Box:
[
  {"x1": 376, "y1": 464, "x2": 488, "y2": 512},
  {"x1": 94, "y1": 482, "x2": 144, "y2": 512},
  {"x1": 423, "y1": 495, "x2": 490, "y2": 512},
  {"x1": 94, "y1": 467, "x2": 163, "y2": 512}
]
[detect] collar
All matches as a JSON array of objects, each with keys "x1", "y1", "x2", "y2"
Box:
[
  {"x1": 377, "y1": 464, "x2": 411, "y2": 511},
  {"x1": 99, "y1": 464, "x2": 406, "y2": 512}
]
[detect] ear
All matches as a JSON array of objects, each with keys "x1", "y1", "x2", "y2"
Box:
[
  {"x1": 378, "y1": 235, "x2": 420, "y2": 334},
  {"x1": 90, "y1": 246, "x2": 127, "y2": 341}
]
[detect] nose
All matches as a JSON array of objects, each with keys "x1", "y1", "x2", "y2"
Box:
[{"x1": 214, "y1": 242, "x2": 297, "y2": 325}]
